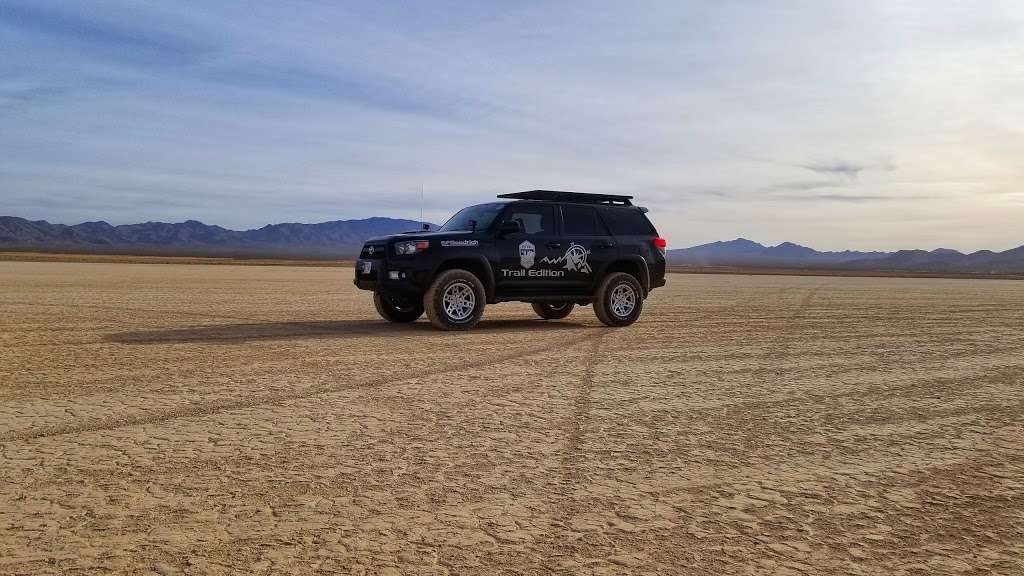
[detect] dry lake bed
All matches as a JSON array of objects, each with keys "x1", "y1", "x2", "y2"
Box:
[{"x1": 1, "y1": 261, "x2": 1022, "y2": 575}]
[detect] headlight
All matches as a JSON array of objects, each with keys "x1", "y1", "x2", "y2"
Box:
[{"x1": 394, "y1": 240, "x2": 429, "y2": 255}]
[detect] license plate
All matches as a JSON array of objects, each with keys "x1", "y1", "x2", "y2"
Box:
[{"x1": 361, "y1": 261, "x2": 372, "y2": 275}]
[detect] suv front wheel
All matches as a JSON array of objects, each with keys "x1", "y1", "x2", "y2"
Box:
[
  {"x1": 594, "y1": 272, "x2": 644, "y2": 327},
  {"x1": 425, "y1": 269, "x2": 487, "y2": 330}
]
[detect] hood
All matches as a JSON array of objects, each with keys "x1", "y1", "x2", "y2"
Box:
[{"x1": 362, "y1": 230, "x2": 475, "y2": 244}]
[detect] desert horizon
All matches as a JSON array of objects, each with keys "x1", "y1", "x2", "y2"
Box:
[
  {"x1": 4, "y1": 213, "x2": 1024, "y2": 275},
  {"x1": 2, "y1": 251, "x2": 1024, "y2": 283}
]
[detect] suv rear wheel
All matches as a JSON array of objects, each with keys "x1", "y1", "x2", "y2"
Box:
[
  {"x1": 594, "y1": 272, "x2": 643, "y2": 327},
  {"x1": 425, "y1": 269, "x2": 486, "y2": 330},
  {"x1": 373, "y1": 293, "x2": 424, "y2": 323},
  {"x1": 532, "y1": 302, "x2": 574, "y2": 320}
]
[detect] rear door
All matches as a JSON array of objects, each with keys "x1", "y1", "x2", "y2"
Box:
[
  {"x1": 598, "y1": 206, "x2": 662, "y2": 284},
  {"x1": 494, "y1": 203, "x2": 567, "y2": 294},
  {"x1": 558, "y1": 204, "x2": 617, "y2": 291}
]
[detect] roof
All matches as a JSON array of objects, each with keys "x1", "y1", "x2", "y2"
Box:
[{"x1": 497, "y1": 190, "x2": 633, "y2": 206}]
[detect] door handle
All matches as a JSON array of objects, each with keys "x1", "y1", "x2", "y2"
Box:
[
  {"x1": 547, "y1": 241, "x2": 562, "y2": 249},
  {"x1": 595, "y1": 241, "x2": 616, "y2": 248}
]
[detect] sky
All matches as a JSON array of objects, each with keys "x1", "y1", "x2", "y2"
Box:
[{"x1": 1, "y1": 1, "x2": 1023, "y2": 251}]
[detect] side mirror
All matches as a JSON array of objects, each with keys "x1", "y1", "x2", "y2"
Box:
[
  {"x1": 422, "y1": 223, "x2": 430, "y2": 231},
  {"x1": 498, "y1": 220, "x2": 522, "y2": 236}
]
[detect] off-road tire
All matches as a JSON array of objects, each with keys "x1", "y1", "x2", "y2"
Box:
[
  {"x1": 594, "y1": 272, "x2": 644, "y2": 327},
  {"x1": 532, "y1": 302, "x2": 575, "y2": 320},
  {"x1": 425, "y1": 269, "x2": 486, "y2": 331},
  {"x1": 373, "y1": 293, "x2": 424, "y2": 323}
]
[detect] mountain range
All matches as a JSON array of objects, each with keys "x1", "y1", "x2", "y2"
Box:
[
  {"x1": 668, "y1": 238, "x2": 889, "y2": 267},
  {"x1": 0, "y1": 216, "x2": 434, "y2": 259},
  {"x1": 668, "y1": 238, "x2": 1024, "y2": 274},
  {"x1": 2, "y1": 216, "x2": 1022, "y2": 273}
]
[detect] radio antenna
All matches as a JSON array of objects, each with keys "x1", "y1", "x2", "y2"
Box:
[{"x1": 420, "y1": 183, "x2": 425, "y2": 229}]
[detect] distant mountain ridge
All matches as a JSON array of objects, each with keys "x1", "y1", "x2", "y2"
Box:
[
  {"x1": 2, "y1": 216, "x2": 1022, "y2": 273},
  {"x1": 845, "y1": 246, "x2": 1024, "y2": 274},
  {"x1": 668, "y1": 238, "x2": 1024, "y2": 274},
  {"x1": 669, "y1": 238, "x2": 889, "y2": 267},
  {"x1": 0, "y1": 216, "x2": 435, "y2": 258}
]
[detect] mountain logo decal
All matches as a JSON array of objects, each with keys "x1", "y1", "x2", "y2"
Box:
[{"x1": 540, "y1": 242, "x2": 592, "y2": 274}]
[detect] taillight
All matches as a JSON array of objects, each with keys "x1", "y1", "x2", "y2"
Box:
[{"x1": 653, "y1": 237, "x2": 667, "y2": 256}]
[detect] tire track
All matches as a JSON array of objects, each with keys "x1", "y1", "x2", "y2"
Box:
[
  {"x1": 1, "y1": 328, "x2": 608, "y2": 443},
  {"x1": 761, "y1": 285, "x2": 822, "y2": 356},
  {"x1": 560, "y1": 332, "x2": 605, "y2": 482},
  {"x1": 536, "y1": 330, "x2": 607, "y2": 550}
]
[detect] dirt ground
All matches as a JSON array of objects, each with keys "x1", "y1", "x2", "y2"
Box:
[{"x1": 1, "y1": 261, "x2": 1022, "y2": 575}]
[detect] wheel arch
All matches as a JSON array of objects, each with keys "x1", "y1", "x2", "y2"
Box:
[
  {"x1": 601, "y1": 257, "x2": 651, "y2": 296},
  {"x1": 433, "y1": 257, "x2": 496, "y2": 302}
]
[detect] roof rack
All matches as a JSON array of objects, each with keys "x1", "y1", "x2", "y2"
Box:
[{"x1": 497, "y1": 190, "x2": 633, "y2": 206}]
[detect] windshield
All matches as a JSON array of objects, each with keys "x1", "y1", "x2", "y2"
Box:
[{"x1": 438, "y1": 202, "x2": 506, "y2": 232}]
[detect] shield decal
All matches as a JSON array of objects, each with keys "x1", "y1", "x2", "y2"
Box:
[{"x1": 519, "y1": 240, "x2": 536, "y2": 269}]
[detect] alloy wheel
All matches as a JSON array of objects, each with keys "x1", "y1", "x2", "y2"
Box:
[
  {"x1": 609, "y1": 283, "x2": 636, "y2": 318},
  {"x1": 442, "y1": 281, "x2": 476, "y2": 321}
]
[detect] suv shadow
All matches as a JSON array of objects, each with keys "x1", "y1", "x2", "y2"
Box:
[{"x1": 105, "y1": 318, "x2": 588, "y2": 345}]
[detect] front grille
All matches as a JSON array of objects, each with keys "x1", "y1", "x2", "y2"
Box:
[{"x1": 360, "y1": 243, "x2": 386, "y2": 259}]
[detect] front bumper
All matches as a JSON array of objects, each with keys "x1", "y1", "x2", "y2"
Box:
[
  {"x1": 353, "y1": 259, "x2": 426, "y2": 295},
  {"x1": 353, "y1": 259, "x2": 381, "y2": 291}
]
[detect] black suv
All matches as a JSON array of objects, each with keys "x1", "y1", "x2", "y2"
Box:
[{"x1": 354, "y1": 190, "x2": 666, "y2": 330}]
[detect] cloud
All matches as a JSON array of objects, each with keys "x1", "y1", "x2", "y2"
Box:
[
  {"x1": 0, "y1": 85, "x2": 73, "y2": 109},
  {"x1": 1, "y1": 1, "x2": 1022, "y2": 251},
  {"x1": 815, "y1": 194, "x2": 904, "y2": 202},
  {"x1": 770, "y1": 180, "x2": 840, "y2": 192},
  {"x1": 0, "y1": 2, "x2": 210, "y2": 67},
  {"x1": 796, "y1": 160, "x2": 896, "y2": 179},
  {"x1": 799, "y1": 161, "x2": 868, "y2": 178},
  {"x1": 201, "y1": 62, "x2": 461, "y2": 118},
  {"x1": 788, "y1": 193, "x2": 939, "y2": 203}
]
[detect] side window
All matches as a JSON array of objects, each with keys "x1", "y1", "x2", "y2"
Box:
[
  {"x1": 600, "y1": 208, "x2": 657, "y2": 235},
  {"x1": 502, "y1": 205, "x2": 555, "y2": 235},
  {"x1": 561, "y1": 205, "x2": 606, "y2": 236}
]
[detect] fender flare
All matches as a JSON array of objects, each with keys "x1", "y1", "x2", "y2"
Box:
[
  {"x1": 604, "y1": 255, "x2": 651, "y2": 297},
  {"x1": 432, "y1": 255, "x2": 496, "y2": 302}
]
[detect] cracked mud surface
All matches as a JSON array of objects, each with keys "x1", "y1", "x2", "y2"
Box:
[{"x1": 2, "y1": 261, "x2": 1023, "y2": 575}]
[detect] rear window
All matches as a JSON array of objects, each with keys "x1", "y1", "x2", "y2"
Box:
[
  {"x1": 599, "y1": 207, "x2": 656, "y2": 235},
  {"x1": 561, "y1": 205, "x2": 607, "y2": 236},
  {"x1": 501, "y1": 205, "x2": 555, "y2": 235}
]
